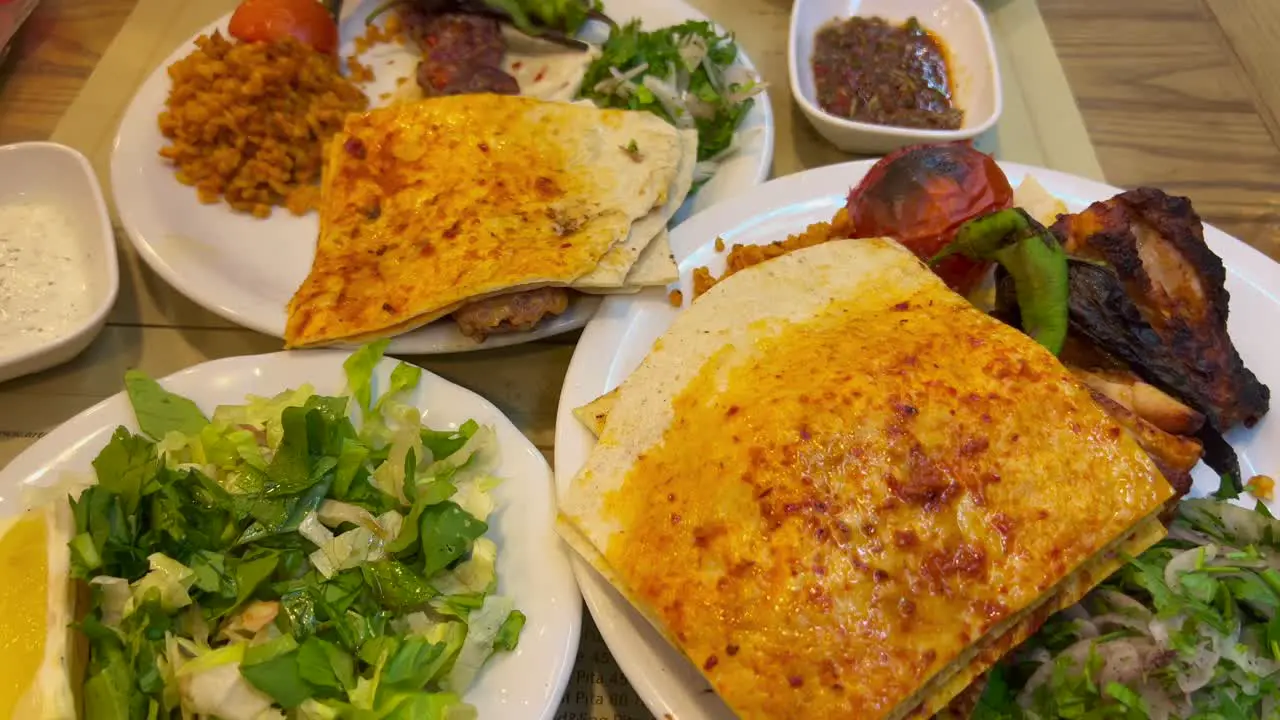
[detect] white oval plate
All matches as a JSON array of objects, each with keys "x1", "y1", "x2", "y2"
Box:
[
  {"x1": 552, "y1": 160, "x2": 1280, "y2": 720},
  {"x1": 0, "y1": 350, "x2": 582, "y2": 720},
  {"x1": 110, "y1": 0, "x2": 776, "y2": 354}
]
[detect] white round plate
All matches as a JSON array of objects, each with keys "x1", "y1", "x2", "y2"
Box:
[
  {"x1": 1, "y1": 350, "x2": 582, "y2": 720},
  {"x1": 552, "y1": 160, "x2": 1280, "y2": 720},
  {"x1": 110, "y1": 0, "x2": 776, "y2": 354}
]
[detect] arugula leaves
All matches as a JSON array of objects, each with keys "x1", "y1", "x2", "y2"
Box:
[
  {"x1": 982, "y1": 498, "x2": 1280, "y2": 718},
  {"x1": 71, "y1": 349, "x2": 523, "y2": 719},
  {"x1": 578, "y1": 20, "x2": 757, "y2": 164},
  {"x1": 417, "y1": 502, "x2": 490, "y2": 577},
  {"x1": 298, "y1": 635, "x2": 357, "y2": 695},
  {"x1": 90, "y1": 427, "x2": 159, "y2": 516},
  {"x1": 363, "y1": 560, "x2": 439, "y2": 612}
]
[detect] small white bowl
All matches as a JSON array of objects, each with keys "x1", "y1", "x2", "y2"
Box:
[
  {"x1": 789, "y1": 0, "x2": 1002, "y2": 155},
  {"x1": 0, "y1": 142, "x2": 117, "y2": 384}
]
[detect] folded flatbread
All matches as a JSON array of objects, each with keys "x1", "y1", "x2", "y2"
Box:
[
  {"x1": 572, "y1": 130, "x2": 697, "y2": 290},
  {"x1": 285, "y1": 94, "x2": 685, "y2": 348},
  {"x1": 558, "y1": 238, "x2": 1174, "y2": 720}
]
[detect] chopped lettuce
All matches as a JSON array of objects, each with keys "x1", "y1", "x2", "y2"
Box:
[
  {"x1": 71, "y1": 343, "x2": 523, "y2": 719},
  {"x1": 977, "y1": 498, "x2": 1280, "y2": 720},
  {"x1": 211, "y1": 384, "x2": 317, "y2": 450},
  {"x1": 444, "y1": 595, "x2": 517, "y2": 694},
  {"x1": 128, "y1": 553, "x2": 197, "y2": 615}
]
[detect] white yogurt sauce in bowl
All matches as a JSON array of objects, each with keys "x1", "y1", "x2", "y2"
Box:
[
  {"x1": 0, "y1": 201, "x2": 95, "y2": 358},
  {"x1": 0, "y1": 142, "x2": 117, "y2": 384}
]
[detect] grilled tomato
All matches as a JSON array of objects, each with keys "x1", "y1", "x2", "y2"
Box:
[
  {"x1": 847, "y1": 141, "x2": 1014, "y2": 295},
  {"x1": 228, "y1": 0, "x2": 339, "y2": 54}
]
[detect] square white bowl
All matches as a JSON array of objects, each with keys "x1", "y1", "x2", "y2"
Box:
[
  {"x1": 789, "y1": 0, "x2": 1002, "y2": 155},
  {"x1": 0, "y1": 142, "x2": 117, "y2": 384}
]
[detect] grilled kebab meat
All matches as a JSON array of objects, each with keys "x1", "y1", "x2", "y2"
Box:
[
  {"x1": 1050, "y1": 187, "x2": 1270, "y2": 432},
  {"x1": 451, "y1": 286, "x2": 571, "y2": 341},
  {"x1": 405, "y1": 11, "x2": 521, "y2": 97}
]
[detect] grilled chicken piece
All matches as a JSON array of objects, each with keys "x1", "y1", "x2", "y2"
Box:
[
  {"x1": 1060, "y1": 332, "x2": 1206, "y2": 435},
  {"x1": 451, "y1": 287, "x2": 570, "y2": 341},
  {"x1": 1067, "y1": 365, "x2": 1205, "y2": 436},
  {"x1": 1050, "y1": 188, "x2": 1269, "y2": 431},
  {"x1": 1062, "y1": 328, "x2": 1207, "y2": 452},
  {"x1": 1089, "y1": 390, "x2": 1200, "y2": 504}
]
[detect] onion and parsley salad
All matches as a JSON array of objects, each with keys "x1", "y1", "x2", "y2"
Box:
[
  {"x1": 974, "y1": 495, "x2": 1280, "y2": 720},
  {"x1": 68, "y1": 342, "x2": 524, "y2": 720},
  {"x1": 578, "y1": 19, "x2": 765, "y2": 184}
]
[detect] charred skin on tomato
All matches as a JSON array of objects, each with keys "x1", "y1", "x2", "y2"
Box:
[
  {"x1": 846, "y1": 142, "x2": 1014, "y2": 295},
  {"x1": 228, "y1": 0, "x2": 339, "y2": 54}
]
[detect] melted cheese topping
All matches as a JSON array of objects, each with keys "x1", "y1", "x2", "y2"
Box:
[
  {"x1": 285, "y1": 94, "x2": 683, "y2": 347},
  {"x1": 599, "y1": 291, "x2": 1173, "y2": 720}
]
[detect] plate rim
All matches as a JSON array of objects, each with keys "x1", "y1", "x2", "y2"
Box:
[
  {"x1": 0, "y1": 349, "x2": 583, "y2": 720},
  {"x1": 552, "y1": 158, "x2": 1280, "y2": 720},
  {"x1": 108, "y1": 0, "x2": 777, "y2": 355}
]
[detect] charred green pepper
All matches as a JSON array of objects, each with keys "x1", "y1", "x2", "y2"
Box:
[{"x1": 931, "y1": 208, "x2": 1069, "y2": 355}]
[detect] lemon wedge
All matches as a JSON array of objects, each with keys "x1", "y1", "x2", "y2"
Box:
[{"x1": 0, "y1": 503, "x2": 77, "y2": 719}]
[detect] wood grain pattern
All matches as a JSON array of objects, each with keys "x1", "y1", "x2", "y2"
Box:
[
  {"x1": 0, "y1": 0, "x2": 1276, "y2": 442},
  {"x1": 1041, "y1": 0, "x2": 1280, "y2": 258},
  {"x1": 1205, "y1": 0, "x2": 1280, "y2": 149},
  {"x1": 3, "y1": 0, "x2": 1275, "y2": 249},
  {"x1": 0, "y1": 0, "x2": 132, "y2": 141},
  {"x1": 0, "y1": 3, "x2": 1277, "y2": 719}
]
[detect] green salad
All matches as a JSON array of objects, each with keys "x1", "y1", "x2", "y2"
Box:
[
  {"x1": 974, "y1": 496, "x2": 1280, "y2": 720},
  {"x1": 578, "y1": 20, "x2": 765, "y2": 180},
  {"x1": 68, "y1": 341, "x2": 523, "y2": 720}
]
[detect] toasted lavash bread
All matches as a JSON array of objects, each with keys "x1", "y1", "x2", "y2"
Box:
[
  {"x1": 1013, "y1": 175, "x2": 1070, "y2": 228},
  {"x1": 572, "y1": 168, "x2": 1061, "y2": 304},
  {"x1": 285, "y1": 95, "x2": 683, "y2": 348},
  {"x1": 623, "y1": 228, "x2": 679, "y2": 286},
  {"x1": 578, "y1": 230, "x2": 680, "y2": 296},
  {"x1": 573, "y1": 130, "x2": 697, "y2": 290},
  {"x1": 571, "y1": 391, "x2": 1166, "y2": 719},
  {"x1": 557, "y1": 238, "x2": 1174, "y2": 720},
  {"x1": 572, "y1": 386, "x2": 620, "y2": 436},
  {"x1": 576, "y1": 356, "x2": 1167, "y2": 712}
]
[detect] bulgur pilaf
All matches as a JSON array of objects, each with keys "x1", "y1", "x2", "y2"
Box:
[
  {"x1": 346, "y1": 9, "x2": 408, "y2": 84},
  {"x1": 158, "y1": 31, "x2": 368, "y2": 218},
  {"x1": 353, "y1": 10, "x2": 407, "y2": 52},
  {"x1": 685, "y1": 207, "x2": 854, "y2": 302},
  {"x1": 346, "y1": 55, "x2": 376, "y2": 84}
]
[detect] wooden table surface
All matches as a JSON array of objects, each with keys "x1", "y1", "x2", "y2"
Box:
[
  {"x1": 1, "y1": 0, "x2": 1277, "y2": 455},
  {"x1": 2, "y1": 0, "x2": 1277, "y2": 254},
  {"x1": 1, "y1": 3, "x2": 1276, "y2": 717}
]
